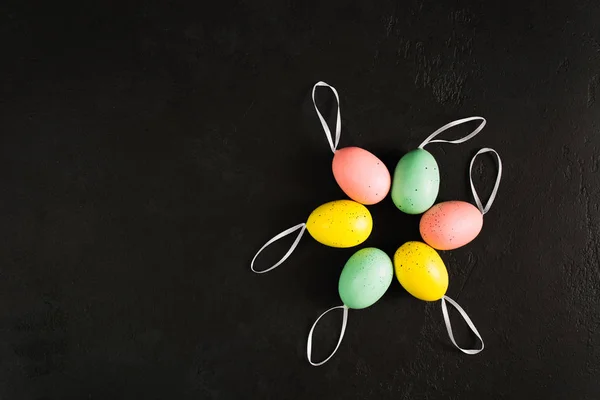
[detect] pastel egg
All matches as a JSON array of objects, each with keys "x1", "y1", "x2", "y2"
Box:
[
  {"x1": 391, "y1": 149, "x2": 440, "y2": 214},
  {"x1": 420, "y1": 201, "x2": 483, "y2": 250},
  {"x1": 394, "y1": 241, "x2": 448, "y2": 301},
  {"x1": 332, "y1": 147, "x2": 391, "y2": 205},
  {"x1": 306, "y1": 200, "x2": 372, "y2": 247},
  {"x1": 338, "y1": 248, "x2": 393, "y2": 309}
]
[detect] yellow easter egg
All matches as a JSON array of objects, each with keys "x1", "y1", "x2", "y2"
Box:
[
  {"x1": 306, "y1": 200, "x2": 372, "y2": 248},
  {"x1": 393, "y1": 241, "x2": 448, "y2": 301}
]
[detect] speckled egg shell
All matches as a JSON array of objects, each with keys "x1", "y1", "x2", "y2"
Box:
[
  {"x1": 394, "y1": 241, "x2": 448, "y2": 301},
  {"x1": 338, "y1": 248, "x2": 393, "y2": 309},
  {"x1": 306, "y1": 200, "x2": 372, "y2": 248},
  {"x1": 332, "y1": 147, "x2": 391, "y2": 205},
  {"x1": 420, "y1": 201, "x2": 483, "y2": 250},
  {"x1": 391, "y1": 149, "x2": 440, "y2": 214}
]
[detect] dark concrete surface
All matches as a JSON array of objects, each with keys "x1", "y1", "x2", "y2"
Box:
[{"x1": 1, "y1": 0, "x2": 600, "y2": 399}]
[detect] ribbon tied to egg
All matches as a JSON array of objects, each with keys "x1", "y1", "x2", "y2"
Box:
[
  {"x1": 307, "y1": 248, "x2": 394, "y2": 366},
  {"x1": 420, "y1": 148, "x2": 503, "y2": 250},
  {"x1": 251, "y1": 200, "x2": 373, "y2": 273},
  {"x1": 469, "y1": 147, "x2": 502, "y2": 215},
  {"x1": 394, "y1": 241, "x2": 484, "y2": 355},
  {"x1": 391, "y1": 116, "x2": 487, "y2": 214},
  {"x1": 313, "y1": 81, "x2": 391, "y2": 205}
]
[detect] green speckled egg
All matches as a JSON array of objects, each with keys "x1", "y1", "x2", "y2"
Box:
[
  {"x1": 338, "y1": 248, "x2": 393, "y2": 309},
  {"x1": 391, "y1": 149, "x2": 440, "y2": 214}
]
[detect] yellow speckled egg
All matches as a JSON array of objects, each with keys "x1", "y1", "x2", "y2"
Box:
[
  {"x1": 393, "y1": 241, "x2": 448, "y2": 301},
  {"x1": 306, "y1": 200, "x2": 372, "y2": 247}
]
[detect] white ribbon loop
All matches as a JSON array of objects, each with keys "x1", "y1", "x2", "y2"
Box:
[
  {"x1": 250, "y1": 223, "x2": 306, "y2": 274},
  {"x1": 469, "y1": 148, "x2": 502, "y2": 215},
  {"x1": 312, "y1": 81, "x2": 341, "y2": 153},
  {"x1": 307, "y1": 305, "x2": 349, "y2": 366},
  {"x1": 441, "y1": 295, "x2": 484, "y2": 355},
  {"x1": 418, "y1": 116, "x2": 486, "y2": 149}
]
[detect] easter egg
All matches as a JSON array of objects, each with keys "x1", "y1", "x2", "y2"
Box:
[
  {"x1": 306, "y1": 200, "x2": 372, "y2": 247},
  {"x1": 332, "y1": 147, "x2": 391, "y2": 205},
  {"x1": 394, "y1": 241, "x2": 448, "y2": 301},
  {"x1": 420, "y1": 201, "x2": 483, "y2": 250},
  {"x1": 391, "y1": 149, "x2": 440, "y2": 214},
  {"x1": 338, "y1": 248, "x2": 393, "y2": 309}
]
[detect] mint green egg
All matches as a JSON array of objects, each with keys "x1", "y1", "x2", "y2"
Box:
[
  {"x1": 391, "y1": 149, "x2": 440, "y2": 214},
  {"x1": 338, "y1": 248, "x2": 393, "y2": 309}
]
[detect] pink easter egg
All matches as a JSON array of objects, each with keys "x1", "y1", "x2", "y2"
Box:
[
  {"x1": 419, "y1": 201, "x2": 483, "y2": 250},
  {"x1": 332, "y1": 147, "x2": 391, "y2": 205}
]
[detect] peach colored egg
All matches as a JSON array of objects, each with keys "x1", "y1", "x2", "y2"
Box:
[
  {"x1": 332, "y1": 147, "x2": 391, "y2": 205},
  {"x1": 419, "y1": 201, "x2": 483, "y2": 250}
]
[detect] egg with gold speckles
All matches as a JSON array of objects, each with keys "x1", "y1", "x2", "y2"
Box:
[
  {"x1": 306, "y1": 200, "x2": 372, "y2": 247},
  {"x1": 420, "y1": 201, "x2": 483, "y2": 250},
  {"x1": 394, "y1": 241, "x2": 448, "y2": 301},
  {"x1": 391, "y1": 149, "x2": 440, "y2": 214},
  {"x1": 338, "y1": 248, "x2": 393, "y2": 309}
]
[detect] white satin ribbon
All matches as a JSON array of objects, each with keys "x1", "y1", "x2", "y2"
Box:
[
  {"x1": 441, "y1": 295, "x2": 484, "y2": 355},
  {"x1": 312, "y1": 81, "x2": 341, "y2": 153},
  {"x1": 250, "y1": 223, "x2": 306, "y2": 274},
  {"x1": 307, "y1": 304, "x2": 349, "y2": 366},
  {"x1": 469, "y1": 148, "x2": 502, "y2": 215},
  {"x1": 418, "y1": 116, "x2": 486, "y2": 149}
]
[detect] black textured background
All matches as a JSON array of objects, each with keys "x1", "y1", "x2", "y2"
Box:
[{"x1": 2, "y1": 0, "x2": 600, "y2": 399}]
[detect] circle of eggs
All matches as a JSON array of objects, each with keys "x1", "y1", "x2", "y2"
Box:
[
  {"x1": 338, "y1": 248, "x2": 394, "y2": 309},
  {"x1": 332, "y1": 147, "x2": 391, "y2": 205},
  {"x1": 306, "y1": 200, "x2": 373, "y2": 247},
  {"x1": 391, "y1": 149, "x2": 439, "y2": 214},
  {"x1": 394, "y1": 241, "x2": 448, "y2": 301},
  {"x1": 419, "y1": 201, "x2": 483, "y2": 250}
]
